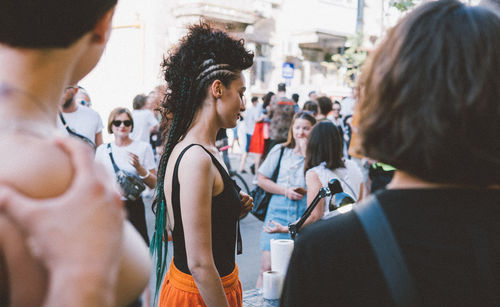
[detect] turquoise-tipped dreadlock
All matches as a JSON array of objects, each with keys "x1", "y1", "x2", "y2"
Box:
[{"x1": 150, "y1": 77, "x2": 187, "y2": 303}]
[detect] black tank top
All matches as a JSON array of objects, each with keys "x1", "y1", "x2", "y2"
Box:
[{"x1": 171, "y1": 144, "x2": 242, "y2": 276}]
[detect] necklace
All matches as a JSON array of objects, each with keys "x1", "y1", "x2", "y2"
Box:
[{"x1": 0, "y1": 82, "x2": 56, "y2": 138}]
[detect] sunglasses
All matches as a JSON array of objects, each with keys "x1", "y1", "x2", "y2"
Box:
[{"x1": 112, "y1": 120, "x2": 132, "y2": 127}]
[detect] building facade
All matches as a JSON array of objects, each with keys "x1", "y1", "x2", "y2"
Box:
[{"x1": 81, "y1": 0, "x2": 480, "y2": 141}]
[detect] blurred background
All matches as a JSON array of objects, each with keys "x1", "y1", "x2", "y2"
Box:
[{"x1": 79, "y1": 0, "x2": 480, "y2": 142}]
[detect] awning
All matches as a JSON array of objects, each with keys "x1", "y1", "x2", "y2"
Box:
[{"x1": 293, "y1": 29, "x2": 349, "y2": 51}]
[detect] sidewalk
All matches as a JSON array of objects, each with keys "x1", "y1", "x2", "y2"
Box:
[{"x1": 243, "y1": 289, "x2": 279, "y2": 307}]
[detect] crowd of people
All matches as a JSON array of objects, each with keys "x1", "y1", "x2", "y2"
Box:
[{"x1": 0, "y1": 0, "x2": 499, "y2": 306}]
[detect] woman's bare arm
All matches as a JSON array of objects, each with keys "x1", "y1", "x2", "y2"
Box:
[
  {"x1": 301, "y1": 171, "x2": 324, "y2": 228},
  {"x1": 257, "y1": 173, "x2": 303, "y2": 200}
]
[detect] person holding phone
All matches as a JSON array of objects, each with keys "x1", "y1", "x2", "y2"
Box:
[{"x1": 255, "y1": 111, "x2": 316, "y2": 288}]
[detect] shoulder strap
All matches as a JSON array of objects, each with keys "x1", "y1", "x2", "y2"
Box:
[
  {"x1": 353, "y1": 195, "x2": 418, "y2": 306},
  {"x1": 59, "y1": 112, "x2": 96, "y2": 147},
  {"x1": 270, "y1": 146, "x2": 286, "y2": 182},
  {"x1": 106, "y1": 143, "x2": 121, "y2": 173}
]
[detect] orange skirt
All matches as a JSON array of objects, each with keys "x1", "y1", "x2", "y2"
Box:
[{"x1": 159, "y1": 261, "x2": 243, "y2": 307}]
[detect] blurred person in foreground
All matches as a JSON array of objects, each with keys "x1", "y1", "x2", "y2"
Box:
[
  {"x1": 281, "y1": 1, "x2": 500, "y2": 306},
  {"x1": 0, "y1": 0, "x2": 151, "y2": 305}
]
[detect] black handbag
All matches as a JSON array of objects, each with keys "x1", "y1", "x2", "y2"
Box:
[
  {"x1": 250, "y1": 146, "x2": 285, "y2": 221},
  {"x1": 107, "y1": 144, "x2": 145, "y2": 201}
]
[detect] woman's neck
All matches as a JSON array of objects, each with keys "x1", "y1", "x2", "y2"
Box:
[
  {"x1": 115, "y1": 136, "x2": 132, "y2": 147},
  {"x1": 388, "y1": 170, "x2": 500, "y2": 190},
  {"x1": 183, "y1": 107, "x2": 220, "y2": 147},
  {"x1": 0, "y1": 45, "x2": 74, "y2": 127},
  {"x1": 293, "y1": 139, "x2": 307, "y2": 156},
  {"x1": 387, "y1": 171, "x2": 455, "y2": 189}
]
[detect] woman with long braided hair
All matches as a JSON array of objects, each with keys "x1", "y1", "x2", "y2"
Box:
[{"x1": 151, "y1": 23, "x2": 254, "y2": 306}]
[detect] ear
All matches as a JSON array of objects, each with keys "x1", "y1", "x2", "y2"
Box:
[
  {"x1": 91, "y1": 7, "x2": 116, "y2": 44},
  {"x1": 210, "y1": 80, "x2": 224, "y2": 99}
]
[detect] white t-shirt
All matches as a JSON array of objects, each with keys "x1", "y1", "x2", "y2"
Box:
[
  {"x1": 57, "y1": 105, "x2": 103, "y2": 143},
  {"x1": 243, "y1": 103, "x2": 263, "y2": 135},
  {"x1": 130, "y1": 109, "x2": 159, "y2": 143},
  {"x1": 95, "y1": 140, "x2": 156, "y2": 182},
  {"x1": 306, "y1": 160, "x2": 363, "y2": 217}
]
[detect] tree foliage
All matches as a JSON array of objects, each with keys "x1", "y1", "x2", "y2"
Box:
[
  {"x1": 331, "y1": 34, "x2": 367, "y2": 88},
  {"x1": 390, "y1": 0, "x2": 416, "y2": 12}
]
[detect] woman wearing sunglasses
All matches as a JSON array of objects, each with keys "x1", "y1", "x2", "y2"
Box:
[{"x1": 96, "y1": 107, "x2": 157, "y2": 245}]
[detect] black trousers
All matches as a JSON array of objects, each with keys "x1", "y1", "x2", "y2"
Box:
[{"x1": 124, "y1": 197, "x2": 150, "y2": 245}]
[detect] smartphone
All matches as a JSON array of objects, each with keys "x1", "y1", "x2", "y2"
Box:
[{"x1": 294, "y1": 187, "x2": 306, "y2": 195}]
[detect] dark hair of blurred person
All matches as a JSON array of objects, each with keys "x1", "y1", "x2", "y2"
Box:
[
  {"x1": 304, "y1": 121, "x2": 345, "y2": 172},
  {"x1": 303, "y1": 100, "x2": 319, "y2": 117},
  {"x1": 277, "y1": 82, "x2": 286, "y2": 93},
  {"x1": 262, "y1": 91, "x2": 275, "y2": 110},
  {"x1": 0, "y1": 0, "x2": 117, "y2": 48},
  {"x1": 317, "y1": 96, "x2": 333, "y2": 119},
  {"x1": 356, "y1": 1, "x2": 500, "y2": 186},
  {"x1": 133, "y1": 94, "x2": 147, "y2": 110}
]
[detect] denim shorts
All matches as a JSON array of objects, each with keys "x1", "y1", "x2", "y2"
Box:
[{"x1": 260, "y1": 194, "x2": 306, "y2": 251}]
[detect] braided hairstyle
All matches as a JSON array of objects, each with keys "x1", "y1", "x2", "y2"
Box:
[{"x1": 150, "y1": 22, "x2": 253, "y2": 297}]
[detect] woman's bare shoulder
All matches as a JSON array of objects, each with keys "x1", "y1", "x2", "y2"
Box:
[{"x1": 0, "y1": 135, "x2": 73, "y2": 198}]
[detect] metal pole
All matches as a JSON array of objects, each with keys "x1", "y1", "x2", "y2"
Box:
[{"x1": 356, "y1": 0, "x2": 365, "y2": 34}]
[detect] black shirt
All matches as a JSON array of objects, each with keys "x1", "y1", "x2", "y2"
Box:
[
  {"x1": 281, "y1": 188, "x2": 500, "y2": 306},
  {"x1": 171, "y1": 144, "x2": 241, "y2": 276}
]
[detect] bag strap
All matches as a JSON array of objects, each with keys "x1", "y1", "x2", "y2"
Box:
[
  {"x1": 270, "y1": 146, "x2": 286, "y2": 182},
  {"x1": 106, "y1": 143, "x2": 121, "y2": 174},
  {"x1": 353, "y1": 195, "x2": 418, "y2": 306},
  {"x1": 59, "y1": 112, "x2": 96, "y2": 146}
]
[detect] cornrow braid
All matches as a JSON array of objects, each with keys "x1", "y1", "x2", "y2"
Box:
[
  {"x1": 195, "y1": 63, "x2": 232, "y2": 84},
  {"x1": 194, "y1": 69, "x2": 236, "y2": 98}
]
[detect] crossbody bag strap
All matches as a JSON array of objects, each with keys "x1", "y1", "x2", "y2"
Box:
[
  {"x1": 353, "y1": 195, "x2": 418, "y2": 306},
  {"x1": 270, "y1": 146, "x2": 286, "y2": 182},
  {"x1": 106, "y1": 143, "x2": 121, "y2": 174},
  {"x1": 59, "y1": 112, "x2": 96, "y2": 146}
]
